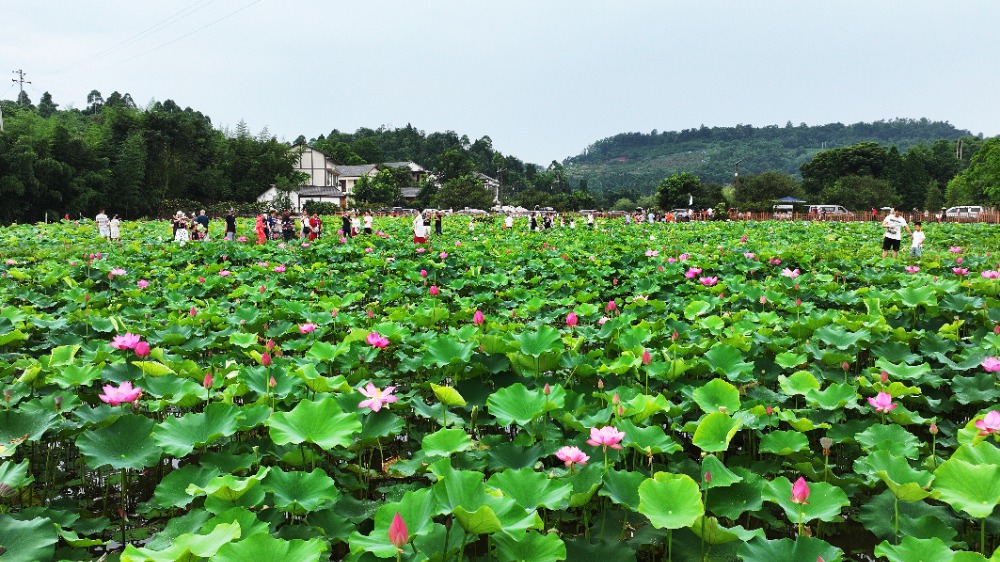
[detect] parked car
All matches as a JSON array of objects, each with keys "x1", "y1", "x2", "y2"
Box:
[
  {"x1": 807, "y1": 205, "x2": 854, "y2": 218},
  {"x1": 773, "y1": 204, "x2": 794, "y2": 220},
  {"x1": 944, "y1": 205, "x2": 983, "y2": 219},
  {"x1": 671, "y1": 209, "x2": 693, "y2": 221}
]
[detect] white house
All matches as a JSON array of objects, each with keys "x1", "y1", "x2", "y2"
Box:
[
  {"x1": 473, "y1": 172, "x2": 501, "y2": 204},
  {"x1": 257, "y1": 145, "x2": 345, "y2": 211},
  {"x1": 335, "y1": 164, "x2": 379, "y2": 199}
]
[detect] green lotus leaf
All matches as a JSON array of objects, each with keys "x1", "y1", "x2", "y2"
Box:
[
  {"x1": 487, "y1": 442, "x2": 545, "y2": 471},
  {"x1": 759, "y1": 430, "x2": 810, "y2": 456},
  {"x1": 684, "y1": 300, "x2": 713, "y2": 319},
  {"x1": 565, "y1": 464, "x2": 604, "y2": 508},
  {"x1": 738, "y1": 535, "x2": 843, "y2": 562},
  {"x1": 488, "y1": 467, "x2": 573, "y2": 511},
  {"x1": 804, "y1": 383, "x2": 858, "y2": 410},
  {"x1": 692, "y1": 378, "x2": 740, "y2": 414},
  {"x1": 597, "y1": 469, "x2": 645, "y2": 511},
  {"x1": 47, "y1": 344, "x2": 81, "y2": 367},
  {"x1": 131, "y1": 360, "x2": 177, "y2": 377},
  {"x1": 706, "y1": 477, "x2": 765, "y2": 520},
  {"x1": 875, "y1": 358, "x2": 933, "y2": 384},
  {"x1": 423, "y1": 427, "x2": 474, "y2": 459},
  {"x1": 513, "y1": 325, "x2": 564, "y2": 357},
  {"x1": 858, "y1": 450, "x2": 934, "y2": 502},
  {"x1": 76, "y1": 414, "x2": 163, "y2": 470},
  {"x1": 214, "y1": 533, "x2": 327, "y2": 562},
  {"x1": 348, "y1": 487, "x2": 438, "y2": 558},
  {"x1": 492, "y1": 531, "x2": 567, "y2": 562},
  {"x1": 424, "y1": 337, "x2": 475, "y2": 367},
  {"x1": 815, "y1": 324, "x2": 868, "y2": 350},
  {"x1": 152, "y1": 402, "x2": 242, "y2": 457},
  {"x1": 205, "y1": 507, "x2": 269, "y2": 539},
  {"x1": 932, "y1": 457, "x2": 1000, "y2": 519},
  {"x1": 856, "y1": 423, "x2": 920, "y2": 459},
  {"x1": 774, "y1": 351, "x2": 808, "y2": 370},
  {"x1": 895, "y1": 285, "x2": 938, "y2": 308},
  {"x1": 564, "y1": 538, "x2": 636, "y2": 562},
  {"x1": 0, "y1": 409, "x2": 60, "y2": 443},
  {"x1": 859, "y1": 489, "x2": 959, "y2": 544},
  {"x1": 0, "y1": 459, "x2": 33, "y2": 497},
  {"x1": 703, "y1": 344, "x2": 754, "y2": 381},
  {"x1": 0, "y1": 515, "x2": 58, "y2": 562},
  {"x1": 185, "y1": 467, "x2": 270, "y2": 503},
  {"x1": 690, "y1": 515, "x2": 764, "y2": 545},
  {"x1": 764, "y1": 477, "x2": 850, "y2": 524},
  {"x1": 701, "y1": 454, "x2": 743, "y2": 489},
  {"x1": 950, "y1": 373, "x2": 1000, "y2": 405},
  {"x1": 874, "y1": 536, "x2": 957, "y2": 562},
  {"x1": 305, "y1": 339, "x2": 350, "y2": 361},
  {"x1": 228, "y1": 332, "x2": 259, "y2": 348},
  {"x1": 618, "y1": 418, "x2": 681, "y2": 455},
  {"x1": 692, "y1": 411, "x2": 742, "y2": 453},
  {"x1": 50, "y1": 364, "x2": 102, "y2": 389},
  {"x1": 431, "y1": 383, "x2": 467, "y2": 407},
  {"x1": 152, "y1": 464, "x2": 222, "y2": 509},
  {"x1": 358, "y1": 408, "x2": 405, "y2": 442},
  {"x1": 264, "y1": 467, "x2": 339, "y2": 515},
  {"x1": 266, "y1": 397, "x2": 361, "y2": 450},
  {"x1": 777, "y1": 370, "x2": 820, "y2": 396},
  {"x1": 638, "y1": 472, "x2": 704, "y2": 529},
  {"x1": 487, "y1": 383, "x2": 565, "y2": 427},
  {"x1": 121, "y1": 522, "x2": 241, "y2": 562},
  {"x1": 293, "y1": 363, "x2": 350, "y2": 394}
]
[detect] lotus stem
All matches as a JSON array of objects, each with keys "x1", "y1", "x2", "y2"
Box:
[{"x1": 894, "y1": 495, "x2": 899, "y2": 544}]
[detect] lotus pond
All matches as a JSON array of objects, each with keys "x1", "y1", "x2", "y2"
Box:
[{"x1": 2, "y1": 217, "x2": 1000, "y2": 562}]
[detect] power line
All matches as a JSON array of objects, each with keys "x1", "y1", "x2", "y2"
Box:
[
  {"x1": 59, "y1": 0, "x2": 265, "y2": 79},
  {"x1": 42, "y1": 0, "x2": 218, "y2": 78},
  {"x1": 11, "y1": 69, "x2": 31, "y2": 105}
]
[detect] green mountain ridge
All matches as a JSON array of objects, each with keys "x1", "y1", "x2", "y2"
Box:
[{"x1": 564, "y1": 118, "x2": 974, "y2": 197}]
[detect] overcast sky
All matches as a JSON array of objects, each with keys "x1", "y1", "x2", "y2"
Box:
[{"x1": 6, "y1": 1, "x2": 999, "y2": 165}]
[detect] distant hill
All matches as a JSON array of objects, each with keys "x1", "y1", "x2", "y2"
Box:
[{"x1": 564, "y1": 119, "x2": 972, "y2": 197}]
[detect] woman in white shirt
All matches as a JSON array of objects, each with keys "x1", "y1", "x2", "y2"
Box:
[{"x1": 413, "y1": 211, "x2": 427, "y2": 243}]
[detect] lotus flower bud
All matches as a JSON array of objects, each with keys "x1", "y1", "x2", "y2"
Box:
[
  {"x1": 269, "y1": 376, "x2": 277, "y2": 388},
  {"x1": 134, "y1": 341, "x2": 150, "y2": 358},
  {"x1": 429, "y1": 285, "x2": 439, "y2": 296},
  {"x1": 260, "y1": 352, "x2": 272, "y2": 367},
  {"x1": 704, "y1": 471, "x2": 712, "y2": 484},
  {"x1": 3, "y1": 388, "x2": 10, "y2": 404},
  {"x1": 189, "y1": 306, "x2": 197, "y2": 317},
  {"x1": 930, "y1": 422, "x2": 938, "y2": 435},
  {"x1": 367, "y1": 309, "x2": 375, "y2": 319},
  {"x1": 54, "y1": 395, "x2": 63, "y2": 410},
  {"x1": 618, "y1": 405, "x2": 625, "y2": 416},
  {"x1": 266, "y1": 338, "x2": 276, "y2": 351},
  {"x1": 995, "y1": 325, "x2": 1000, "y2": 336},
  {"x1": 388, "y1": 512, "x2": 408, "y2": 550},
  {"x1": 642, "y1": 349, "x2": 652, "y2": 365},
  {"x1": 543, "y1": 383, "x2": 551, "y2": 396},
  {"x1": 597, "y1": 379, "x2": 604, "y2": 390},
  {"x1": 841, "y1": 362, "x2": 849, "y2": 371},
  {"x1": 671, "y1": 330, "x2": 679, "y2": 342},
  {"x1": 765, "y1": 405, "x2": 773, "y2": 416},
  {"x1": 612, "y1": 393, "x2": 620, "y2": 405},
  {"x1": 880, "y1": 371, "x2": 889, "y2": 383},
  {"x1": 203, "y1": 372, "x2": 214, "y2": 389}
]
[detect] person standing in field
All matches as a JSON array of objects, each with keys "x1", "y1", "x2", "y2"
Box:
[
  {"x1": 363, "y1": 211, "x2": 374, "y2": 235},
  {"x1": 255, "y1": 214, "x2": 266, "y2": 245},
  {"x1": 909, "y1": 221, "x2": 925, "y2": 259},
  {"x1": 225, "y1": 209, "x2": 237, "y2": 241},
  {"x1": 435, "y1": 212, "x2": 443, "y2": 235},
  {"x1": 109, "y1": 214, "x2": 121, "y2": 241},
  {"x1": 413, "y1": 210, "x2": 428, "y2": 243},
  {"x1": 96, "y1": 210, "x2": 111, "y2": 240},
  {"x1": 881, "y1": 208, "x2": 912, "y2": 259}
]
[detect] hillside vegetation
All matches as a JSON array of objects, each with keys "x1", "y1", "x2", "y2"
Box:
[{"x1": 565, "y1": 119, "x2": 972, "y2": 197}]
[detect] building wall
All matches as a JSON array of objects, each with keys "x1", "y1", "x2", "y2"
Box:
[{"x1": 295, "y1": 148, "x2": 337, "y2": 187}]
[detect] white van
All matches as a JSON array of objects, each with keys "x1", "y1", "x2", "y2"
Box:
[
  {"x1": 773, "y1": 204, "x2": 794, "y2": 219},
  {"x1": 944, "y1": 206, "x2": 982, "y2": 219},
  {"x1": 808, "y1": 205, "x2": 853, "y2": 218}
]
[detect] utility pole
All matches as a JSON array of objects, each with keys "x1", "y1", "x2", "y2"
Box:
[{"x1": 11, "y1": 69, "x2": 31, "y2": 105}]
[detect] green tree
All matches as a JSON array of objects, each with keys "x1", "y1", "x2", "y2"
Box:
[
  {"x1": 435, "y1": 149, "x2": 475, "y2": 183},
  {"x1": 736, "y1": 171, "x2": 804, "y2": 209},
  {"x1": 818, "y1": 176, "x2": 898, "y2": 211},
  {"x1": 432, "y1": 174, "x2": 495, "y2": 210},
  {"x1": 612, "y1": 197, "x2": 636, "y2": 212},
  {"x1": 800, "y1": 142, "x2": 889, "y2": 195},
  {"x1": 37, "y1": 92, "x2": 58, "y2": 118},
  {"x1": 353, "y1": 169, "x2": 401, "y2": 207},
  {"x1": 948, "y1": 138, "x2": 1000, "y2": 205},
  {"x1": 923, "y1": 180, "x2": 944, "y2": 211},
  {"x1": 656, "y1": 172, "x2": 701, "y2": 209}
]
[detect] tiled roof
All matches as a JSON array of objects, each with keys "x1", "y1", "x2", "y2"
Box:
[
  {"x1": 297, "y1": 186, "x2": 344, "y2": 197},
  {"x1": 335, "y1": 165, "x2": 378, "y2": 178}
]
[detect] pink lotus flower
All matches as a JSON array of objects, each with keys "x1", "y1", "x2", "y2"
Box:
[
  {"x1": 975, "y1": 410, "x2": 1000, "y2": 436},
  {"x1": 365, "y1": 247, "x2": 373, "y2": 253},
  {"x1": 473, "y1": 310, "x2": 485, "y2": 326},
  {"x1": 111, "y1": 333, "x2": 142, "y2": 350},
  {"x1": 429, "y1": 285, "x2": 439, "y2": 296},
  {"x1": 790, "y1": 477, "x2": 810, "y2": 504},
  {"x1": 956, "y1": 257, "x2": 964, "y2": 265},
  {"x1": 237, "y1": 236, "x2": 248, "y2": 242},
  {"x1": 4, "y1": 259, "x2": 16, "y2": 265},
  {"x1": 744, "y1": 252, "x2": 755, "y2": 259},
  {"x1": 684, "y1": 267, "x2": 702, "y2": 278},
  {"x1": 769, "y1": 258, "x2": 782, "y2": 265},
  {"x1": 586, "y1": 426, "x2": 625, "y2": 450},
  {"x1": 905, "y1": 265, "x2": 920, "y2": 274},
  {"x1": 781, "y1": 268, "x2": 800, "y2": 278},
  {"x1": 678, "y1": 253, "x2": 690, "y2": 261},
  {"x1": 982, "y1": 270, "x2": 1000, "y2": 279},
  {"x1": 642, "y1": 349, "x2": 652, "y2": 365},
  {"x1": 439, "y1": 252, "x2": 448, "y2": 259},
  {"x1": 110, "y1": 268, "x2": 127, "y2": 277},
  {"x1": 340, "y1": 237, "x2": 347, "y2": 243},
  {"x1": 367, "y1": 331, "x2": 390, "y2": 349},
  {"x1": 301, "y1": 242, "x2": 310, "y2": 248},
  {"x1": 388, "y1": 512, "x2": 408, "y2": 550},
  {"x1": 555, "y1": 446, "x2": 589, "y2": 470},
  {"x1": 99, "y1": 381, "x2": 142, "y2": 405},
  {"x1": 645, "y1": 249, "x2": 659, "y2": 257},
  {"x1": 416, "y1": 248, "x2": 425, "y2": 253},
  {"x1": 606, "y1": 300, "x2": 617, "y2": 312},
  {"x1": 134, "y1": 341, "x2": 150, "y2": 358},
  {"x1": 455, "y1": 240, "x2": 462, "y2": 247},
  {"x1": 189, "y1": 306, "x2": 197, "y2": 317},
  {"x1": 982, "y1": 357, "x2": 1000, "y2": 373},
  {"x1": 949, "y1": 246, "x2": 962, "y2": 253},
  {"x1": 740, "y1": 235, "x2": 748, "y2": 243},
  {"x1": 219, "y1": 270, "x2": 231, "y2": 277},
  {"x1": 203, "y1": 372, "x2": 214, "y2": 389},
  {"x1": 198, "y1": 276, "x2": 205, "y2": 283},
  {"x1": 566, "y1": 312, "x2": 578, "y2": 327},
  {"x1": 298, "y1": 323, "x2": 317, "y2": 334},
  {"x1": 597, "y1": 316, "x2": 610, "y2": 325},
  {"x1": 357, "y1": 382, "x2": 398, "y2": 412},
  {"x1": 953, "y1": 267, "x2": 969, "y2": 276},
  {"x1": 260, "y1": 352, "x2": 272, "y2": 366},
  {"x1": 867, "y1": 392, "x2": 897, "y2": 414},
  {"x1": 668, "y1": 257, "x2": 677, "y2": 263},
  {"x1": 274, "y1": 265, "x2": 286, "y2": 273},
  {"x1": 137, "y1": 279, "x2": 149, "y2": 289},
  {"x1": 420, "y1": 269, "x2": 428, "y2": 278},
  {"x1": 700, "y1": 276, "x2": 719, "y2": 286}
]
